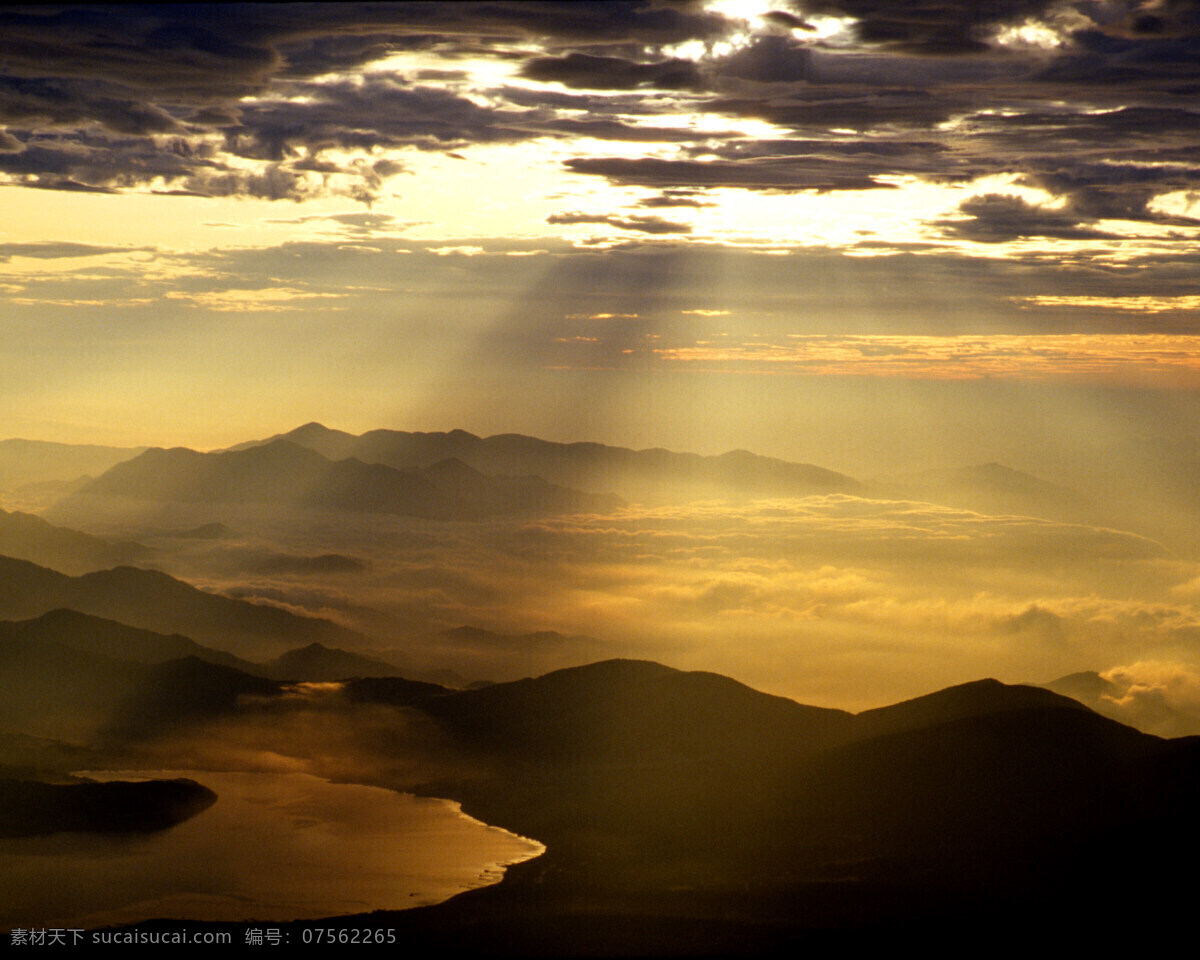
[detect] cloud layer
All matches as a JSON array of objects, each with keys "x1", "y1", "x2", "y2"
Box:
[{"x1": 1, "y1": 1, "x2": 1198, "y2": 233}]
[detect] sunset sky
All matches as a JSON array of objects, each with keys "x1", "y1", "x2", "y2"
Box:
[{"x1": 1, "y1": 1, "x2": 1199, "y2": 473}]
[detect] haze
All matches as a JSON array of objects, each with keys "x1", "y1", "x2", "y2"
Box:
[{"x1": 2, "y1": 3, "x2": 1200, "y2": 719}]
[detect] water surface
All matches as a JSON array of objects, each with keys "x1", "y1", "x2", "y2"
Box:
[{"x1": 0, "y1": 769, "x2": 542, "y2": 928}]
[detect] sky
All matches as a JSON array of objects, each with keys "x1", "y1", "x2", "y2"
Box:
[
  {"x1": 5, "y1": 2, "x2": 1200, "y2": 718},
  {"x1": 1, "y1": 1, "x2": 1199, "y2": 473}
]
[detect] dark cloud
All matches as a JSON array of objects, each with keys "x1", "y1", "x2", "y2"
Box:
[
  {"x1": 566, "y1": 156, "x2": 897, "y2": 191},
  {"x1": 224, "y1": 78, "x2": 539, "y2": 160},
  {"x1": 637, "y1": 192, "x2": 716, "y2": 209},
  {"x1": 0, "y1": 3, "x2": 726, "y2": 99},
  {"x1": 762, "y1": 10, "x2": 816, "y2": 32},
  {"x1": 0, "y1": 73, "x2": 527, "y2": 198},
  {"x1": 277, "y1": 34, "x2": 432, "y2": 79},
  {"x1": 534, "y1": 117, "x2": 729, "y2": 142},
  {"x1": 0, "y1": 0, "x2": 1197, "y2": 223},
  {"x1": 0, "y1": 242, "x2": 149, "y2": 262},
  {"x1": 695, "y1": 136, "x2": 964, "y2": 184},
  {"x1": 546, "y1": 212, "x2": 692, "y2": 234},
  {"x1": 0, "y1": 132, "x2": 314, "y2": 200},
  {"x1": 1035, "y1": 28, "x2": 1200, "y2": 87},
  {"x1": 0, "y1": 3, "x2": 727, "y2": 200},
  {"x1": 0, "y1": 6, "x2": 283, "y2": 96},
  {"x1": 790, "y1": 0, "x2": 1064, "y2": 55},
  {"x1": 1020, "y1": 167, "x2": 1200, "y2": 226},
  {"x1": 520, "y1": 52, "x2": 704, "y2": 90},
  {"x1": 711, "y1": 35, "x2": 815, "y2": 83},
  {"x1": 0, "y1": 77, "x2": 182, "y2": 135},
  {"x1": 705, "y1": 91, "x2": 961, "y2": 134},
  {"x1": 936, "y1": 193, "x2": 1128, "y2": 243}
]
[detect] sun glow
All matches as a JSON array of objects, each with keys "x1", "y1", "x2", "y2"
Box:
[{"x1": 993, "y1": 18, "x2": 1068, "y2": 49}]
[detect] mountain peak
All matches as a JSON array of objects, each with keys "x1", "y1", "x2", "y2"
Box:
[
  {"x1": 285, "y1": 422, "x2": 335, "y2": 439},
  {"x1": 854, "y1": 677, "x2": 1090, "y2": 739}
]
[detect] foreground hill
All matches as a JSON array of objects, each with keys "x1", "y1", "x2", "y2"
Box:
[
  {"x1": 0, "y1": 634, "x2": 143, "y2": 742},
  {"x1": 0, "y1": 555, "x2": 367, "y2": 659},
  {"x1": 9, "y1": 652, "x2": 1198, "y2": 947},
  {"x1": 418, "y1": 659, "x2": 854, "y2": 763},
  {"x1": 345, "y1": 660, "x2": 1200, "y2": 950},
  {"x1": 240, "y1": 422, "x2": 858, "y2": 502},
  {"x1": 61, "y1": 440, "x2": 623, "y2": 520}
]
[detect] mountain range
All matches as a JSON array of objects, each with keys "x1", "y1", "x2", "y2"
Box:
[
  {"x1": 236, "y1": 422, "x2": 859, "y2": 501},
  {"x1": 4, "y1": 423, "x2": 1124, "y2": 533},
  {"x1": 4, "y1": 420, "x2": 1200, "y2": 948},
  {"x1": 53, "y1": 654, "x2": 1193, "y2": 949},
  {"x1": 358, "y1": 660, "x2": 1200, "y2": 950},
  {"x1": 2, "y1": 592, "x2": 1198, "y2": 947},
  {"x1": 0, "y1": 555, "x2": 366, "y2": 659},
  {"x1": 55, "y1": 439, "x2": 624, "y2": 521}
]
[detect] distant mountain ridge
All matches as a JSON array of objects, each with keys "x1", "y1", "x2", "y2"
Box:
[
  {"x1": 66, "y1": 439, "x2": 623, "y2": 520},
  {"x1": 868, "y1": 461, "x2": 1096, "y2": 524},
  {"x1": 235, "y1": 422, "x2": 858, "y2": 501}
]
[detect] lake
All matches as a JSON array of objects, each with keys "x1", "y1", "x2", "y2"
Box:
[{"x1": 0, "y1": 769, "x2": 543, "y2": 929}]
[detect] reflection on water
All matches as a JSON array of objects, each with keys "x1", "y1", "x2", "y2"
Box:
[{"x1": 0, "y1": 770, "x2": 543, "y2": 929}]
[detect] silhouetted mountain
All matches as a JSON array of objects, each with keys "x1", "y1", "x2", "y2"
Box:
[
  {"x1": 241, "y1": 423, "x2": 858, "y2": 502},
  {"x1": 0, "y1": 731, "x2": 95, "y2": 781},
  {"x1": 0, "y1": 777, "x2": 216, "y2": 837},
  {"x1": 262, "y1": 642, "x2": 404, "y2": 681},
  {"x1": 106, "y1": 656, "x2": 281, "y2": 740},
  {"x1": 0, "y1": 609, "x2": 261, "y2": 673},
  {"x1": 0, "y1": 555, "x2": 367, "y2": 659},
  {"x1": 0, "y1": 438, "x2": 145, "y2": 488},
  {"x1": 0, "y1": 508, "x2": 148, "y2": 575},
  {"x1": 851, "y1": 677, "x2": 1089, "y2": 739},
  {"x1": 421, "y1": 659, "x2": 854, "y2": 764},
  {"x1": 13, "y1": 651, "x2": 1200, "y2": 948},
  {"x1": 0, "y1": 614, "x2": 285, "y2": 745},
  {"x1": 78, "y1": 441, "x2": 330, "y2": 501},
  {"x1": 793, "y1": 700, "x2": 1161, "y2": 864},
  {"x1": 0, "y1": 634, "x2": 143, "y2": 742},
  {"x1": 342, "y1": 675, "x2": 453, "y2": 707},
  {"x1": 225, "y1": 420, "x2": 351, "y2": 456},
  {"x1": 364, "y1": 660, "x2": 1200, "y2": 951},
  {"x1": 67, "y1": 440, "x2": 622, "y2": 519}
]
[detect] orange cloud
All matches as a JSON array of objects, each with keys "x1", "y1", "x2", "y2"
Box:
[{"x1": 648, "y1": 334, "x2": 1200, "y2": 385}]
